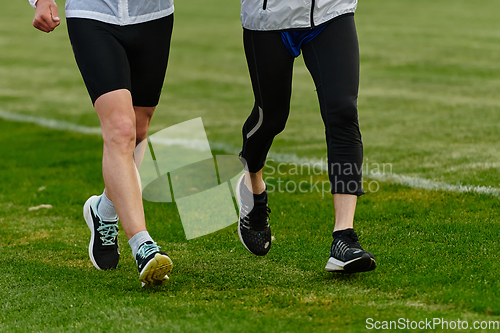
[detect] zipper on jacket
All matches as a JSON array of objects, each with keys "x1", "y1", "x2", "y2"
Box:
[
  {"x1": 263, "y1": 0, "x2": 268, "y2": 10},
  {"x1": 310, "y1": 0, "x2": 316, "y2": 27}
]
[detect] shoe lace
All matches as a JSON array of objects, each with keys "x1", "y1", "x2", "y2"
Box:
[
  {"x1": 332, "y1": 230, "x2": 363, "y2": 258},
  {"x1": 97, "y1": 222, "x2": 118, "y2": 246},
  {"x1": 137, "y1": 242, "x2": 160, "y2": 259},
  {"x1": 332, "y1": 239, "x2": 350, "y2": 259},
  {"x1": 243, "y1": 204, "x2": 271, "y2": 230}
]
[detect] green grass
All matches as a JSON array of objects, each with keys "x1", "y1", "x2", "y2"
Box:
[
  {"x1": 1, "y1": 120, "x2": 500, "y2": 332},
  {"x1": 2, "y1": 0, "x2": 500, "y2": 331}
]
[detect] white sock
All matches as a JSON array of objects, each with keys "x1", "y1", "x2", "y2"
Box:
[
  {"x1": 97, "y1": 189, "x2": 118, "y2": 221},
  {"x1": 129, "y1": 231, "x2": 154, "y2": 259}
]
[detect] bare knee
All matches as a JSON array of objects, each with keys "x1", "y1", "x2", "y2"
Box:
[
  {"x1": 95, "y1": 90, "x2": 137, "y2": 155},
  {"x1": 102, "y1": 115, "x2": 136, "y2": 156}
]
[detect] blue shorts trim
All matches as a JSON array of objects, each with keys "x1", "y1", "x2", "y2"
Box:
[{"x1": 281, "y1": 25, "x2": 327, "y2": 57}]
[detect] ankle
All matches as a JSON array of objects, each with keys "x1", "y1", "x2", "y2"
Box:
[
  {"x1": 129, "y1": 231, "x2": 153, "y2": 258},
  {"x1": 97, "y1": 190, "x2": 118, "y2": 221},
  {"x1": 332, "y1": 228, "x2": 354, "y2": 238}
]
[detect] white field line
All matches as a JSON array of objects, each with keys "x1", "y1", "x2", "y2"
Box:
[
  {"x1": 370, "y1": 173, "x2": 500, "y2": 197},
  {"x1": 0, "y1": 110, "x2": 102, "y2": 135},
  {"x1": 444, "y1": 162, "x2": 500, "y2": 172},
  {"x1": 1, "y1": 110, "x2": 499, "y2": 197}
]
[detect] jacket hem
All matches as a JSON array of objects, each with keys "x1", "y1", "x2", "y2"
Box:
[
  {"x1": 65, "y1": 7, "x2": 174, "y2": 26},
  {"x1": 242, "y1": 12, "x2": 354, "y2": 32}
]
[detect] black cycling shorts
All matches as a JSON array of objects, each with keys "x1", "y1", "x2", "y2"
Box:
[{"x1": 67, "y1": 15, "x2": 173, "y2": 106}]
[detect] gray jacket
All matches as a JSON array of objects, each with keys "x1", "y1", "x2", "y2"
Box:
[
  {"x1": 29, "y1": 0, "x2": 174, "y2": 25},
  {"x1": 241, "y1": 0, "x2": 357, "y2": 31}
]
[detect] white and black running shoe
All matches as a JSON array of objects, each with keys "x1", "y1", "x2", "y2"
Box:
[
  {"x1": 325, "y1": 228, "x2": 376, "y2": 273},
  {"x1": 83, "y1": 195, "x2": 120, "y2": 270},
  {"x1": 136, "y1": 241, "x2": 173, "y2": 287},
  {"x1": 236, "y1": 175, "x2": 271, "y2": 256}
]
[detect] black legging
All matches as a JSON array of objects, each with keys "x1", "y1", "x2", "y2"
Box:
[{"x1": 240, "y1": 14, "x2": 364, "y2": 196}]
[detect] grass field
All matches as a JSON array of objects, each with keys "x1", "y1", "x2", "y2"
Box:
[{"x1": 1, "y1": 0, "x2": 500, "y2": 332}]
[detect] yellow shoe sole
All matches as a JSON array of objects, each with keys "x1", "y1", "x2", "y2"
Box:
[{"x1": 139, "y1": 253, "x2": 173, "y2": 287}]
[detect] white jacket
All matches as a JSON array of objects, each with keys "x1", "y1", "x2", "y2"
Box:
[
  {"x1": 29, "y1": 0, "x2": 174, "y2": 26},
  {"x1": 241, "y1": 0, "x2": 357, "y2": 31}
]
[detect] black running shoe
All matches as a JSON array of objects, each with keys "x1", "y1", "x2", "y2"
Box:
[
  {"x1": 135, "y1": 241, "x2": 173, "y2": 287},
  {"x1": 83, "y1": 195, "x2": 120, "y2": 270},
  {"x1": 325, "y1": 229, "x2": 376, "y2": 273},
  {"x1": 236, "y1": 175, "x2": 272, "y2": 256}
]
